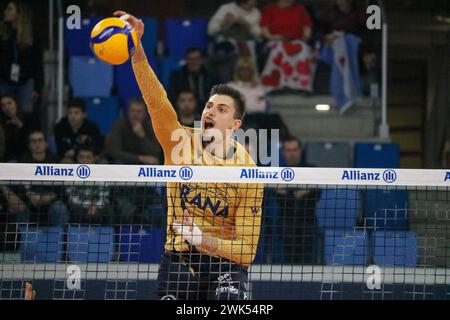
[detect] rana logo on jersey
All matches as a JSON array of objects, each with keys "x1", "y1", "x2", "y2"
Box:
[{"x1": 180, "y1": 184, "x2": 228, "y2": 217}]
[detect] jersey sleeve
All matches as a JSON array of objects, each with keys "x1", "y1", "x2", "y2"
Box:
[{"x1": 132, "y1": 57, "x2": 185, "y2": 164}]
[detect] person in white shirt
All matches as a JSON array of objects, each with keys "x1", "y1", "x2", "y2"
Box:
[
  {"x1": 208, "y1": 0, "x2": 261, "y2": 41},
  {"x1": 208, "y1": 0, "x2": 261, "y2": 83},
  {"x1": 228, "y1": 57, "x2": 266, "y2": 114}
]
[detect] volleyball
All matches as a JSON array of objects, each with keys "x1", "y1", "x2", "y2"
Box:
[{"x1": 89, "y1": 17, "x2": 138, "y2": 65}]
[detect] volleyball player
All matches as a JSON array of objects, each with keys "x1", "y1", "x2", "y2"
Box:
[{"x1": 114, "y1": 11, "x2": 264, "y2": 300}]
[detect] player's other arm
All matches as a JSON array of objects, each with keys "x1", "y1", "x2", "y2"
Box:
[
  {"x1": 114, "y1": 12, "x2": 183, "y2": 161},
  {"x1": 174, "y1": 183, "x2": 264, "y2": 266}
]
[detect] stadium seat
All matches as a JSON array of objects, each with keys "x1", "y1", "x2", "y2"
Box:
[
  {"x1": 118, "y1": 226, "x2": 165, "y2": 263},
  {"x1": 316, "y1": 189, "x2": 362, "y2": 229},
  {"x1": 159, "y1": 57, "x2": 184, "y2": 90},
  {"x1": 69, "y1": 56, "x2": 113, "y2": 97},
  {"x1": 18, "y1": 225, "x2": 64, "y2": 262},
  {"x1": 114, "y1": 56, "x2": 159, "y2": 107},
  {"x1": 372, "y1": 231, "x2": 417, "y2": 267},
  {"x1": 354, "y1": 142, "x2": 400, "y2": 168},
  {"x1": 64, "y1": 17, "x2": 101, "y2": 57},
  {"x1": 323, "y1": 229, "x2": 369, "y2": 265},
  {"x1": 83, "y1": 97, "x2": 120, "y2": 135},
  {"x1": 362, "y1": 190, "x2": 409, "y2": 230},
  {"x1": 141, "y1": 17, "x2": 158, "y2": 57},
  {"x1": 164, "y1": 18, "x2": 208, "y2": 58},
  {"x1": 67, "y1": 225, "x2": 115, "y2": 263},
  {"x1": 305, "y1": 141, "x2": 351, "y2": 167}
]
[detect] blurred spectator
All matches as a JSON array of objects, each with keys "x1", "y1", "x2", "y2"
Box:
[
  {"x1": 20, "y1": 130, "x2": 58, "y2": 163},
  {"x1": 208, "y1": 0, "x2": 261, "y2": 41},
  {"x1": 260, "y1": 0, "x2": 313, "y2": 42},
  {"x1": 318, "y1": 0, "x2": 366, "y2": 42},
  {"x1": 208, "y1": 0, "x2": 261, "y2": 82},
  {"x1": 66, "y1": 145, "x2": 112, "y2": 224},
  {"x1": 228, "y1": 57, "x2": 266, "y2": 114},
  {"x1": 318, "y1": 0, "x2": 376, "y2": 99},
  {"x1": 168, "y1": 48, "x2": 219, "y2": 107},
  {"x1": 276, "y1": 136, "x2": 319, "y2": 264},
  {"x1": 0, "y1": 1, "x2": 43, "y2": 114},
  {"x1": 54, "y1": 98, "x2": 103, "y2": 163},
  {"x1": 259, "y1": 1, "x2": 316, "y2": 92},
  {"x1": 0, "y1": 184, "x2": 24, "y2": 251},
  {"x1": 0, "y1": 92, "x2": 35, "y2": 162},
  {"x1": 176, "y1": 90, "x2": 199, "y2": 128},
  {"x1": 104, "y1": 97, "x2": 162, "y2": 165},
  {"x1": 0, "y1": 124, "x2": 4, "y2": 161}
]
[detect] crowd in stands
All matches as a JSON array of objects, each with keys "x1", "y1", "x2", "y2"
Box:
[
  {"x1": 0, "y1": 0, "x2": 407, "y2": 265},
  {"x1": 0, "y1": 0, "x2": 376, "y2": 165}
]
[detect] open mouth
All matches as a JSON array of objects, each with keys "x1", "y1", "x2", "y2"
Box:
[{"x1": 204, "y1": 119, "x2": 215, "y2": 130}]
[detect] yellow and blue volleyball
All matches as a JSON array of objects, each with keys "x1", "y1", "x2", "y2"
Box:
[{"x1": 89, "y1": 17, "x2": 138, "y2": 65}]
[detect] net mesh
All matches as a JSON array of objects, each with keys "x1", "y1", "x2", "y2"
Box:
[{"x1": 0, "y1": 164, "x2": 449, "y2": 300}]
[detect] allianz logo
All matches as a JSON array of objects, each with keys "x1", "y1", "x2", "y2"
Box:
[
  {"x1": 342, "y1": 169, "x2": 397, "y2": 183},
  {"x1": 240, "y1": 168, "x2": 295, "y2": 182},
  {"x1": 138, "y1": 167, "x2": 176, "y2": 178},
  {"x1": 34, "y1": 165, "x2": 91, "y2": 179},
  {"x1": 445, "y1": 172, "x2": 450, "y2": 181}
]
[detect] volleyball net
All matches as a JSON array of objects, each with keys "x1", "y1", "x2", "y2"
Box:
[{"x1": 0, "y1": 163, "x2": 449, "y2": 300}]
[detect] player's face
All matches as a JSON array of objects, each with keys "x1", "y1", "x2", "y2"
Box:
[
  {"x1": 67, "y1": 107, "x2": 86, "y2": 129},
  {"x1": 4, "y1": 2, "x2": 18, "y2": 23},
  {"x1": 201, "y1": 94, "x2": 241, "y2": 143},
  {"x1": 128, "y1": 102, "x2": 147, "y2": 124},
  {"x1": 283, "y1": 140, "x2": 302, "y2": 166},
  {"x1": 77, "y1": 150, "x2": 96, "y2": 164},
  {"x1": 0, "y1": 96, "x2": 17, "y2": 118},
  {"x1": 177, "y1": 92, "x2": 197, "y2": 115},
  {"x1": 29, "y1": 132, "x2": 47, "y2": 154}
]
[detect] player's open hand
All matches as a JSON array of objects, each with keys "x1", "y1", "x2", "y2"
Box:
[
  {"x1": 113, "y1": 11, "x2": 144, "y2": 42},
  {"x1": 24, "y1": 282, "x2": 36, "y2": 300},
  {"x1": 173, "y1": 209, "x2": 203, "y2": 246}
]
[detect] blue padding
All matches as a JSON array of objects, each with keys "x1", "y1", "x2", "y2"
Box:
[
  {"x1": 305, "y1": 141, "x2": 351, "y2": 168},
  {"x1": 323, "y1": 229, "x2": 369, "y2": 265},
  {"x1": 83, "y1": 97, "x2": 120, "y2": 135},
  {"x1": 316, "y1": 189, "x2": 362, "y2": 228},
  {"x1": 164, "y1": 18, "x2": 208, "y2": 58},
  {"x1": 362, "y1": 190, "x2": 409, "y2": 230},
  {"x1": 69, "y1": 56, "x2": 113, "y2": 97},
  {"x1": 64, "y1": 17, "x2": 102, "y2": 56},
  {"x1": 354, "y1": 142, "x2": 400, "y2": 168},
  {"x1": 67, "y1": 225, "x2": 114, "y2": 263},
  {"x1": 118, "y1": 226, "x2": 165, "y2": 263},
  {"x1": 19, "y1": 225, "x2": 64, "y2": 262},
  {"x1": 372, "y1": 231, "x2": 417, "y2": 267},
  {"x1": 141, "y1": 18, "x2": 158, "y2": 57}
]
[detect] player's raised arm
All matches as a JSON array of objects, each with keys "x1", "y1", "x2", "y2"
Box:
[{"x1": 113, "y1": 12, "x2": 183, "y2": 162}]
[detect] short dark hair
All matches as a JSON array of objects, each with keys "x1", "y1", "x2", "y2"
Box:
[
  {"x1": 28, "y1": 130, "x2": 46, "y2": 143},
  {"x1": 67, "y1": 98, "x2": 86, "y2": 113},
  {"x1": 177, "y1": 89, "x2": 197, "y2": 100},
  {"x1": 185, "y1": 47, "x2": 203, "y2": 57},
  {"x1": 283, "y1": 135, "x2": 302, "y2": 149},
  {"x1": 209, "y1": 84, "x2": 246, "y2": 120},
  {"x1": 75, "y1": 145, "x2": 97, "y2": 159},
  {"x1": 127, "y1": 97, "x2": 146, "y2": 108}
]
